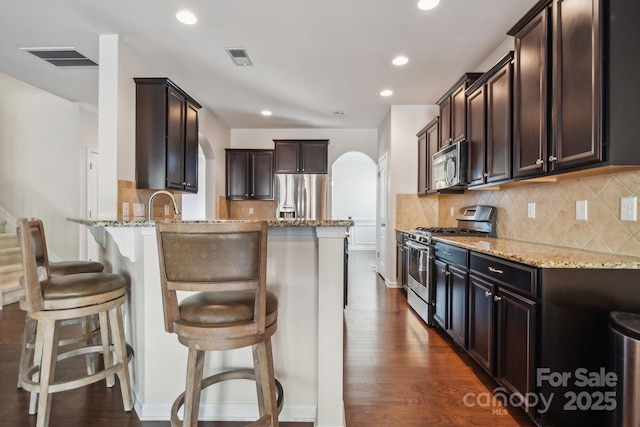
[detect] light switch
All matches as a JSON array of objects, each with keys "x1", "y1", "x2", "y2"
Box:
[
  {"x1": 576, "y1": 200, "x2": 588, "y2": 221},
  {"x1": 122, "y1": 202, "x2": 129, "y2": 219},
  {"x1": 527, "y1": 202, "x2": 536, "y2": 219},
  {"x1": 621, "y1": 197, "x2": 638, "y2": 221},
  {"x1": 133, "y1": 203, "x2": 145, "y2": 217}
]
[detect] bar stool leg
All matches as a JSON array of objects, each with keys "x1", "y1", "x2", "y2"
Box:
[
  {"x1": 35, "y1": 318, "x2": 60, "y2": 427},
  {"x1": 82, "y1": 316, "x2": 97, "y2": 375},
  {"x1": 17, "y1": 315, "x2": 37, "y2": 388},
  {"x1": 109, "y1": 305, "x2": 133, "y2": 411},
  {"x1": 183, "y1": 348, "x2": 205, "y2": 427},
  {"x1": 253, "y1": 338, "x2": 279, "y2": 427},
  {"x1": 99, "y1": 311, "x2": 115, "y2": 387}
]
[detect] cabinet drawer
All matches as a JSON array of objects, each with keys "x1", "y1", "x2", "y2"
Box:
[
  {"x1": 434, "y1": 242, "x2": 468, "y2": 268},
  {"x1": 470, "y1": 252, "x2": 537, "y2": 298}
]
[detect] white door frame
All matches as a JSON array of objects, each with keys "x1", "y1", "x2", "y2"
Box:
[{"x1": 376, "y1": 154, "x2": 388, "y2": 277}]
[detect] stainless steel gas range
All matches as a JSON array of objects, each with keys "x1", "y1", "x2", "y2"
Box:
[{"x1": 405, "y1": 205, "x2": 497, "y2": 326}]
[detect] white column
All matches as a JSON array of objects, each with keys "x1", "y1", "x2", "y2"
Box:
[
  {"x1": 315, "y1": 226, "x2": 347, "y2": 427},
  {"x1": 97, "y1": 34, "x2": 119, "y2": 219}
]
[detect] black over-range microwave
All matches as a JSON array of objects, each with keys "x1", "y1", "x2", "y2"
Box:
[{"x1": 432, "y1": 139, "x2": 468, "y2": 191}]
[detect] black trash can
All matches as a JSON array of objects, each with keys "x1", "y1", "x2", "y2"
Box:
[{"x1": 609, "y1": 311, "x2": 640, "y2": 427}]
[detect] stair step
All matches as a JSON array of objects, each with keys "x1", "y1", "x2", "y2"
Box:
[
  {"x1": 1, "y1": 286, "x2": 24, "y2": 306},
  {"x1": 0, "y1": 263, "x2": 23, "y2": 306},
  {"x1": 0, "y1": 247, "x2": 21, "y2": 266},
  {"x1": 0, "y1": 233, "x2": 18, "y2": 249}
]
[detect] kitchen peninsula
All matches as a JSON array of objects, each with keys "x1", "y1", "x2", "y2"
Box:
[{"x1": 69, "y1": 218, "x2": 352, "y2": 426}]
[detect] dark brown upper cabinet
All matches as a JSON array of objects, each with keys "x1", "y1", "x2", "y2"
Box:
[
  {"x1": 509, "y1": 0, "x2": 640, "y2": 179},
  {"x1": 417, "y1": 117, "x2": 439, "y2": 196},
  {"x1": 436, "y1": 73, "x2": 483, "y2": 149},
  {"x1": 465, "y1": 52, "x2": 513, "y2": 188},
  {"x1": 134, "y1": 78, "x2": 201, "y2": 193},
  {"x1": 225, "y1": 149, "x2": 274, "y2": 200},
  {"x1": 273, "y1": 140, "x2": 328, "y2": 174},
  {"x1": 511, "y1": 4, "x2": 550, "y2": 178}
]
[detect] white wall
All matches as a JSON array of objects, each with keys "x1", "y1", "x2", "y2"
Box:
[
  {"x1": 332, "y1": 152, "x2": 376, "y2": 249},
  {"x1": 199, "y1": 108, "x2": 231, "y2": 218},
  {"x1": 474, "y1": 37, "x2": 514, "y2": 71},
  {"x1": 0, "y1": 72, "x2": 84, "y2": 260},
  {"x1": 377, "y1": 105, "x2": 438, "y2": 284},
  {"x1": 97, "y1": 35, "x2": 231, "y2": 220}
]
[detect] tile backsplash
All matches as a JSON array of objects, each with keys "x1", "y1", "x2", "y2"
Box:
[
  {"x1": 118, "y1": 180, "x2": 182, "y2": 221},
  {"x1": 397, "y1": 169, "x2": 640, "y2": 257}
]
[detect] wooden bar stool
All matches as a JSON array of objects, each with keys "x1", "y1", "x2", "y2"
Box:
[
  {"x1": 156, "y1": 221, "x2": 283, "y2": 427},
  {"x1": 17, "y1": 218, "x2": 133, "y2": 427},
  {"x1": 18, "y1": 260, "x2": 106, "y2": 391}
]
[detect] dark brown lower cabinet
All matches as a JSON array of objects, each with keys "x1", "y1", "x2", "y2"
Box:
[
  {"x1": 495, "y1": 286, "x2": 536, "y2": 416},
  {"x1": 467, "y1": 276, "x2": 495, "y2": 374},
  {"x1": 467, "y1": 252, "x2": 537, "y2": 418},
  {"x1": 434, "y1": 258, "x2": 448, "y2": 329},
  {"x1": 434, "y1": 247, "x2": 468, "y2": 349},
  {"x1": 448, "y1": 265, "x2": 468, "y2": 348}
]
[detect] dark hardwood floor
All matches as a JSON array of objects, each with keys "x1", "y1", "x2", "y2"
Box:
[
  {"x1": 0, "y1": 250, "x2": 533, "y2": 426},
  {"x1": 343, "y1": 251, "x2": 533, "y2": 427}
]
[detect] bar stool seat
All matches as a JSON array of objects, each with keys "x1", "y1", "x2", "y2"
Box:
[
  {"x1": 17, "y1": 218, "x2": 133, "y2": 427},
  {"x1": 18, "y1": 260, "x2": 106, "y2": 392},
  {"x1": 50, "y1": 260, "x2": 104, "y2": 277},
  {"x1": 156, "y1": 221, "x2": 283, "y2": 427}
]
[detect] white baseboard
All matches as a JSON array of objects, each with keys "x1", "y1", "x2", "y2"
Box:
[
  {"x1": 135, "y1": 401, "x2": 317, "y2": 423},
  {"x1": 0, "y1": 206, "x2": 16, "y2": 231}
]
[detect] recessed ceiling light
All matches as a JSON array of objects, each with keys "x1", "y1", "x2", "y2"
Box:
[
  {"x1": 261, "y1": 110, "x2": 272, "y2": 116},
  {"x1": 392, "y1": 56, "x2": 409, "y2": 66},
  {"x1": 176, "y1": 10, "x2": 197, "y2": 25},
  {"x1": 380, "y1": 89, "x2": 393, "y2": 97},
  {"x1": 417, "y1": 0, "x2": 440, "y2": 11}
]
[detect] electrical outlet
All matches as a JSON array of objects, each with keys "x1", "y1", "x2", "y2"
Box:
[
  {"x1": 122, "y1": 202, "x2": 129, "y2": 219},
  {"x1": 164, "y1": 204, "x2": 170, "y2": 217},
  {"x1": 450, "y1": 207, "x2": 454, "y2": 217},
  {"x1": 576, "y1": 200, "x2": 588, "y2": 221},
  {"x1": 133, "y1": 203, "x2": 145, "y2": 217},
  {"x1": 621, "y1": 197, "x2": 638, "y2": 221},
  {"x1": 249, "y1": 207, "x2": 254, "y2": 215},
  {"x1": 527, "y1": 202, "x2": 536, "y2": 219}
]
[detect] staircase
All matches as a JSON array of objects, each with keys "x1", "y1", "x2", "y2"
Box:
[{"x1": 0, "y1": 218, "x2": 23, "y2": 307}]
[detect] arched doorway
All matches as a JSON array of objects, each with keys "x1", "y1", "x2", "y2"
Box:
[{"x1": 331, "y1": 151, "x2": 376, "y2": 250}]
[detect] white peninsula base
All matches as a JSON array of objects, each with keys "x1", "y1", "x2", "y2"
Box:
[{"x1": 77, "y1": 220, "x2": 349, "y2": 427}]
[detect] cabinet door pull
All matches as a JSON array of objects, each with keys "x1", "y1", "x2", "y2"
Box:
[
  {"x1": 494, "y1": 295, "x2": 502, "y2": 302},
  {"x1": 443, "y1": 251, "x2": 452, "y2": 256},
  {"x1": 484, "y1": 290, "x2": 493, "y2": 297},
  {"x1": 483, "y1": 173, "x2": 489, "y2": 178},
  {"x1": 488, "y1": 266, "x2": 504, "y2": 274},
  {"x1": 535, "y1": 158, "x2": 544, "y2": 165},
  {"x1": 549, "y1": 155, "x2": 558, "y2": 162}
]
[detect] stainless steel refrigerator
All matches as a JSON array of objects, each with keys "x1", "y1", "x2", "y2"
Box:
[{"x1": 274, "y1": 174, "x2": 328, "y2": 220}]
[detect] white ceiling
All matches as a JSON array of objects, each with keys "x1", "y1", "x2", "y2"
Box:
[{"x1": 0, "y1": 0, "x2": 536, "y2": 129}]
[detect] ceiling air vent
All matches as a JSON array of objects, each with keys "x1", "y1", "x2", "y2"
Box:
[
  {"x1": 20, "y1": 47, "x2": 98, "y2": 67},
  {"x1": 225, "y1": 48, "x2": 253, "y2": 66}
]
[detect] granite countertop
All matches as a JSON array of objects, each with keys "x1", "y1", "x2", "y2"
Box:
[
  {"x1": 67, "y1": 218, "x2": 354, "y2": 228},
  {"x1": 432, "y1": 236, "x2": 640, "y2": 269}
]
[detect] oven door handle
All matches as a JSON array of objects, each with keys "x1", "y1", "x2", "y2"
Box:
[{"x1": 406, "y1": 240, "x2": 430, "y2": 251}]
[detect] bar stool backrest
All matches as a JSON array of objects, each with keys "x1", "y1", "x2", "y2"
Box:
[
  {"x1": 16, "y1": 218, "x2": 51, "y2": 312},
  {"x1": 155, "y1": 221, "x2": 268, "y2": 335}
]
